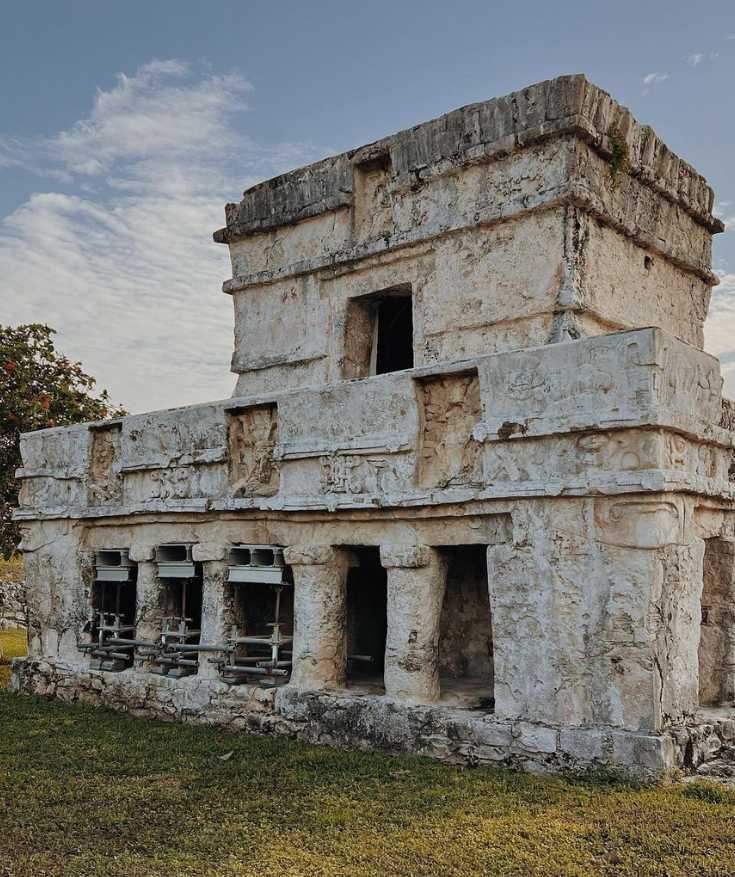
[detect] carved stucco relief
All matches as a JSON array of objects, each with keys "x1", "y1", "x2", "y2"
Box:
[
  {"x1": 227, "y1": 404, "x2": 279, "y2": 497},
  {"x1": 419, "y1": 373, "x2": 482, "y2": 488}
]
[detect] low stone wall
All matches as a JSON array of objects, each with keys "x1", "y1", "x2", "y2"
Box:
[
  {"x1": 0, "y1": 578, "x2": 27, "y2": 630},
  {"x1": 11, "y1": 657, "x2": 675, "y2": 779}
]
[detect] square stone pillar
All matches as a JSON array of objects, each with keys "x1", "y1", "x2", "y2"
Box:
[
  {"x1": 194, "y1": 543, "x2": 230, "y2": 680},
  {"x1": 129, "y1": 544, "x2": 161, "y2": 671},
  {"x1": 487, "y1": 496, "x2": 705, "y2": 732},
  {"x1": 285, "y1": 545, "x2": 352, "y2": 691},
  {"x1": 18, "y1": 519, "x2": 86, "y2": 660},
  {"x1": 380, "y1": 544, "x2": 447, "y2": 704}
]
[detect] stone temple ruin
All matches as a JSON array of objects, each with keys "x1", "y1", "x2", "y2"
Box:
[{"x1": 12, "y1": 75, "x2": 735, "y2": 778}]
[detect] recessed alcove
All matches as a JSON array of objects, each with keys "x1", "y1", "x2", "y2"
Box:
[
  {"x1": 438, "y1": 545, "x2": 494, "y2": 710},
  {"x1": 344, "y1": 546, "x2": 387, "y2": 694},
  {"x1": 699, "y1": 538, "x2": 735, "y2": 707}
]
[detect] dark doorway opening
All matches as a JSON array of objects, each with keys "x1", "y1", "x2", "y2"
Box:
[
  {"x1": 342, "y1": 287, "x2": 414, "y2": 380},
  {"x1": 345, "y1": 546, "x2": 387, "y2": 692},
  {"x1": 88, "y1": 552, "x2": 137, "y2": 672},
  {"x1": 153, "y1": 562, "x2": 204, "y2": 677},
  {"x1": 374, "y1": 294, "x2": 413, "y2": 375},
  {"x1": 438, "y1": 545, "x2": 494, "y2": 710},
  {"x1": 223, "y1": 563, "x2": 294, "y2": 686}
]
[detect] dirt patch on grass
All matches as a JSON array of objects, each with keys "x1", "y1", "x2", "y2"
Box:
[{"x1": 0, "y1": 627, "x2": 27, "y2": 688}]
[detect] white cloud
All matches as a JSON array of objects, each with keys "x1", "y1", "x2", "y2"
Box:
[
  {"x1": 642, "y1": 72, "x2": 670, "y2": 95},
  {"x1": 714, "y1": 202, "x2": 735, "y2": 231},
  {"x1": 683, "y1": 50, "x2": 719, "y2": 66},
  {"x1": 0, "y1": 60, "x2": 323, "y2": 413},
  {"x1": 705, "y1": 272, "x2": 735, "y2": 398},
  {"x1": 643, "y1": 72, "x2": 670, "y2": 85}
]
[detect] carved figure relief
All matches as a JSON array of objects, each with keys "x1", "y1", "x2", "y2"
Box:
[
  {"x1": 594, "y1": 498, "x2": 682, "y2": 548},
  {"x1": 87, "y1": 426, "x2": 122, "y2": 505},
  {"x1": 419, "y1": 373, "x2": 482, "y2": 488},
  {"x1": 228, "y1": 404, "x2": 279, "y2": 497},
  {"x1": 507, "y1": 359, "x2": 548, "y2": 412},
  {"x1": 658, "y1": 340, "x2": 722, "y2": 415},
  {"x1": 150, "y1": 467, "x2": 192, "y2": 500},
  {"x1": 574, "y1": 431, "x2": 660, "y2": 473},
  {"x1": 320, "y1": 454, "x2": 403, "y2": 495}
]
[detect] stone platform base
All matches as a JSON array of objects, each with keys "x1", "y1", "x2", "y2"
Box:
[{"x1": 10, "y1": 657, "x2": 685, "y2": 779}]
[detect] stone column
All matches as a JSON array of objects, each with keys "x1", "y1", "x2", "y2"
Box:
[
  {"x1": 129, "y1": 544, "x2": 160, "y2": 671},
  {"x1": 18, "y1": 519, "x2": 86, "y2": 660},
  {"x1": 285, "y1": 545, "x2": 351, "y2": 691},
  {"x1": 194, "y1": 543, "x2": 230, "y2": 680},
  {"x1": 380, "y1": 544, "x2": 447, "y2": 704}
]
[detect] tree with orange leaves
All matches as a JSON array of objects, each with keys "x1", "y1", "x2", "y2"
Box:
[{"x1": 0, "y1": 324, "x2": 126, "y2": 558}]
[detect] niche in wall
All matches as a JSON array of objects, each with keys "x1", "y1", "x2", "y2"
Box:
[
  {"x1": 345, "y1": 546, "x2": 387, "y2": 691},
  {"x1": 699, "y1": 537, "x2": 735, "y2": 707},
  {"x1": 352, "y1": 151, "x2": 392, "y2": 241},
  {"x1": 227, "y1": 403, "x2": 279, "y2": 497},
  {"x1": 417, "y1": 371, "x2": 482, "y2": 489},
  {"x1": 87, "y1": 423, "x2": 122, "y2": 505},
  {"x1": 438, "y1": 545, "x2": 494, "y2": 709}
]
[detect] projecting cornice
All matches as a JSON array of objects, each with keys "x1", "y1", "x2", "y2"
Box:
[{"x1": 214, "y1": 74, "x2": 723, "y2": 245}]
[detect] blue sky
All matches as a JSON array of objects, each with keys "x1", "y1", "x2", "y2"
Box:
[{"x1": 1, "y1": 0, "x2": 734, "y2": 411}]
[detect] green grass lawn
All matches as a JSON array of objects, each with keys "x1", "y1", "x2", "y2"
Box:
[{"x1": 2, "y1": 629, "x2": 735, "y2": 876}]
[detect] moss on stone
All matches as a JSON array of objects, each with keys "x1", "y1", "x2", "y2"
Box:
[{"x1": 607, "y1": 126, "x2": 631, "y2": 189}]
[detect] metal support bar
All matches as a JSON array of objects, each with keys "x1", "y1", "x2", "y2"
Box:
[
  {"x1": 156, "y1": 656, "x2": 198, "y2": 668},
  {"x1": 223, "y1": 664, "x2": 289, "y2": 676}
]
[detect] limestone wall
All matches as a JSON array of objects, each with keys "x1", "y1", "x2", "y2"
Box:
[
  {"x1": 217, "y1": 76, "x2": 722, "y2": 397},
  {"x1": 14, "y1": 328, "x2": 734, "y2": 525}
]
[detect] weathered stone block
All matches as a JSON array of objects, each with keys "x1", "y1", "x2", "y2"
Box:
[
  {"x1": 516, "y1": 722, "x2": 558, "y2": 754},
  {"x1": 559, "y1": 728, "x2": 606, "y2": 763}
]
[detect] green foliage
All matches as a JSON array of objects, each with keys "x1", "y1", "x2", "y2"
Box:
[
  {"x1": 2, "y1": 662, "x2": 735, "y2": 876},
  {"x1": 0, "y1": 324, "x2": 126, "y2": 558},
  {"x1": 682, "y1": 779, "x2": 735, "y2": 804}
]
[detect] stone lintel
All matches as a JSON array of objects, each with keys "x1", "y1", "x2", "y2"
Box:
[
  {"x1": 380, "y1": 544, "x2": 435, "y2": 569},
  {"x1": 192, "y1": 542, "x2": 227, "y2": 562},
  {"x1": 215, "y1": 75, "x2": 721, "y2": 246},
  {"x1": 128, "y1": 543, "x2": 155, "y2": 563},
  {"x1": 283, "y1": 545, "x2": 337, "y2": 567}
]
